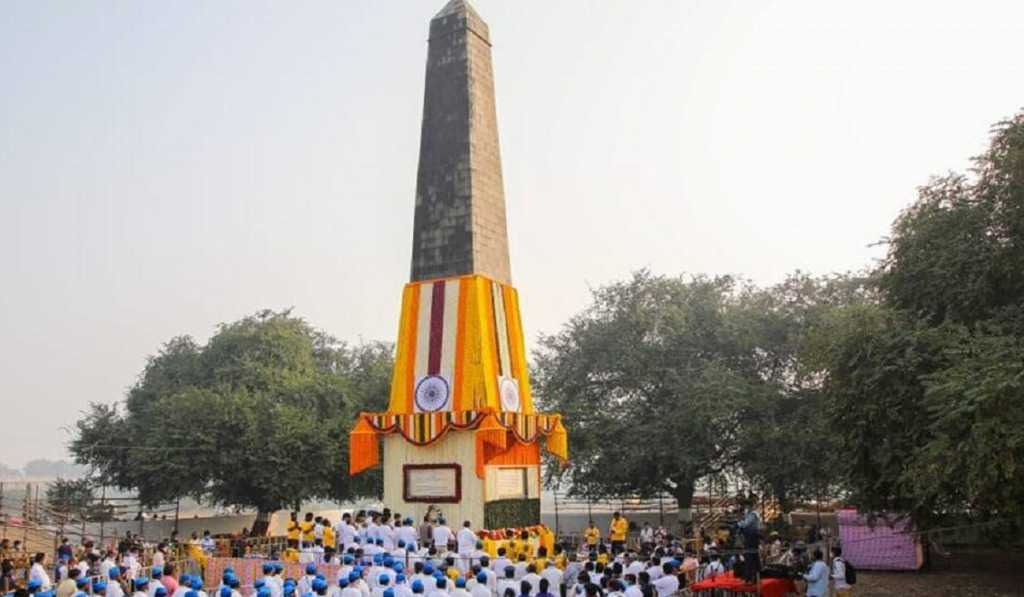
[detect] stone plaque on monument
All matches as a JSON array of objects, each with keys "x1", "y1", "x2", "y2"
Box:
[
  {"x1": 403, "y1": 464, "x2": 461, "y2": 502},
  {"x1": 494, "y1": 467, "x2": 528, "y2": 499}
]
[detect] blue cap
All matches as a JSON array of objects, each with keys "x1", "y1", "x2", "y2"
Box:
[
  {"x1": 315, "y1": 574, "x2": 325, "y2": 582},
  {"x1": 152, "y1": 567, "x2": 163, "y2": 578},
  {"x1": 383, "y1": 590, "x2": 394, "y2": 597},
  {"x1": 436, "y1": 578, "x2": 447, "y2": 589},
  {"x1": 28, "y1": 580, "x2": 42, "y2": 590},
  {"x1": 155, "y1": 588, "x2": 167, "y2": 597},
  {"x1": 94, "y1": 582, "x2": 108, "y2": 593},
  {"x1": 275, "y1": 563, "x2": 285, "y2": 573},
  {"x1": 343, "y1": 555, "x2": 354, "y2": 564},
  {"x1": 108, "y1": 567, "x2": 121, "y2": 579},
  {"x1": 76, "y1": 579, "x2": 89, "y2": 589},
  {"x1": 372, "y1": 554, "x2": 384, "y2": 565},
  {"x1": 411, "y1": 581, "x2": 424, "y2": 594},
  {"x1": 254, "y1": 580, "x2": 266, "y2": 590},
  {"x1": 306, "y1": 564, "x2": 317, "y2": 575},
  {"x1": 220, "y1": 587, "x2": 232, "y2": 597},
  {"x1": 476, "y1": 573, "x2": 487, "y2": 584},
  {"x1": 395, "y1": 575, "x2": 405, "y2": 583},
  {"x1": 257, "y1": 588, "x2": 271, "y2": 597},
  {"x1": 312, "y1": 579, "x2": 327, "y2": 593},
  {"x1": 338, "y1": 579, "x2": 349, "y2": 588},
  {"x1": 181, "y1": 575, "x2": 192, "y2": 586},
  {"x1": 284, "y1": 585, "x2": 295, "y2": 596},
  {"x1": 228, "y1": 577, "x2": 240, "y2": 589},
  {"x1": 134, "y1": 578, "x2": 150, "y2": 590},
  {"x1": 423, "y1": 564, "x2": 434, "y2": 575},
  {"x1": 263, "y1": 564, "x2": 274, "y2": 574},
  {"x1": 193, "y1": 580, "x2": 204, "y2": 591},
  {"x1": 186, "y1": 592, "x2": 199, "y2": 597},
  {"x1": 378, "y1": 575, "x2": 389, "y2": 586},
  {"x1": 455, "y1": 578, "x2": 466, "y2": 588}
]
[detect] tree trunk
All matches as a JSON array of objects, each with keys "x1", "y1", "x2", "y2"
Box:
[
  {"x1": 252, "y1": 509, "x2": 272, "y2": 536},
  {"x1": 672, "y1": 479, "x2": 697, "y2": 526}
]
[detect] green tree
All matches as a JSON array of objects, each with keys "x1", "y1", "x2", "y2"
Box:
[
  {"x1": 533, "y1": 271, "x2": 763, "y2": 510},
  {"x1": 71, "y1": 310, "x2": 389, "y2": 524},
  {"x1": 46, "y1": 477, "x2": 95, "y2": 520},
  {"x1": 811, "y1": 111, "x2": 1024, "y2": 529}
]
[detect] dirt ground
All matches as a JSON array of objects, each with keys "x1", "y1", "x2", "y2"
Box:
[
  {"x1": 850, "y1": 547, "x2": 1024, "y2": 597},
  {"x1": 856, "y1": 570, "x2": 1024, "y2": 596}
]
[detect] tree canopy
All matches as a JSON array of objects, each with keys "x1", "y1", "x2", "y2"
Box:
[
  {"x1": 71, "y1": 309, "x2": 389, "y2": 516},
  {"x1": 537, "y1": 110, "x2": 1024, "y2": 530}
]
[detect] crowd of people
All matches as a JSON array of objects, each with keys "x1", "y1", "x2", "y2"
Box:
[{"x1": 3, "y1": 504, "x2": 854, "y2": 597}]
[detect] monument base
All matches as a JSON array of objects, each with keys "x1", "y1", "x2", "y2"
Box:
[{"x1": 382, "y1": 429, "x2": 541, "y2": 530}]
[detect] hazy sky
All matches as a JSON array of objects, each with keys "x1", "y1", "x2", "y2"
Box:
[{"x1": 2, "y1": 0, "x2": 1023, "y2": 468}]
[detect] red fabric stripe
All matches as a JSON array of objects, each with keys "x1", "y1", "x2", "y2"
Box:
[{"x1": 428, "y1": 281, "x2": 446, "y2": 375}]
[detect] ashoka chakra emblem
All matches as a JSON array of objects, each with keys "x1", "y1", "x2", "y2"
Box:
[
  {"x1": 499, "y1": 377, "x2": 521, "y2": 412},
  {"x1": 415, "y1": 375, "x2": 450, "y2": 412}
]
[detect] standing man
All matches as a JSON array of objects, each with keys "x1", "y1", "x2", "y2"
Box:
[
  {"x1": 583, "y1": 522, "x2": 600, "y2": 554},
  {"x1": 431, "y1": 519, "x2": 454, "y2": 552},
  {"x1": 456, "y1": 522, "x2": 477, "y2": 572},
  {"x1": 608, "y1": 513, "x2": 628, "y2": 555},
  {"x1": 288, "y1": 513, "x2": 302, "y2": 550},
  {"x1": 30, "y1": 553, "x2": 52, "y2": 590},
  {"x1": 831, "y1": 547, "x2": 853, "y2": 597},
  {"x1": 802, "y1": 549, "x2": 829, "y2": 597},
  {"x1": 735, "y1": 498, "x2": 761, "y2": 583}
]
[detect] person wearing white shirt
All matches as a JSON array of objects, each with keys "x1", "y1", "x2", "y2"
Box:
[
  {"x1": 802, "y1": 550, "x2": 830, "y2": 597},
  {"x1": 539, "y1": 563, "x2": 562, "y2": 595},
  {"x1": 425, "y1": 577, "x2": 449, "y2": 597},
  {"x1": 455, "y1": 523, "x2": 477, "y2": 572},
  {"x1": 622, "y1": 575, "x2": 642, "y2": 597},
  {"x1": 392, "y1": 576, "x2": 412, "y2": 597},
  {"x1": 396, "y1": 521, "x2": 418, "y2": 552},
  {"x1": 431, "y1": 521, "x2": 454, "y2": 551},
  {"x1": 469, "y1": 574, "x2": 490, "y2": 597},
  {"x1": 704, "y1": 556, "x2": 725, "y2": 579},
  {"x1": 651, "y1": 564, "x2": 678, "y2": 597},
  {"x1": 30, "y1": 554, "x2": 53, "y2": 590},
  {"x1": 476, "y1": 559, "x2": 496, "y2": 593},
  {"x1": 496, "y1": 568, "x2": 517, "y2": 597},
  {"x1": 339, "y1": 579, "x2": 361, "y2": 597},
  {"x1": 520, "y1": 566, "x2": 541, "y2": 597},
  {"x1": 513, "y1": 556, "x2": 529, "y2": 581},
  {"x1": 830, "y1": 547, "x2": 852, "y2": 596},
  {"x1": 491, "y1": 549, "x2": 512, "y2": 575},
  {"x1": 644, "y1": 560, "x2": 662, "y2": 581},
  {"x1": 449, "y1": 578, "x2": 470, "y2": 597}
]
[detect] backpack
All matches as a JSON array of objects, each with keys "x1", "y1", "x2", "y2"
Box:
[{"x1": 838, "y1": 558, "x2": 857, "y2": 585}]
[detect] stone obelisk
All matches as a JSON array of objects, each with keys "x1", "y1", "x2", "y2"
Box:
[
  {"x1": 349, "y1": 0, "x2": 567, "y2": 531},
  {"x1": 411, "y1": 0, "x2": 511, "y2": 285}
]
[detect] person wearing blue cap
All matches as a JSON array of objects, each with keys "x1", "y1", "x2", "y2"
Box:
[
  {"x1": 390, "y1": 575, "x2": 410, "y2": 597},
  {"x1": 496, "y1": 567, "x2": 516, "y2": 597},
  {"x1": 72, "y1": 591, "x2": 88, "y2": 597},
  {"x1": 425, "y1": 576, "x2": 448, "y2": 597},
  {"x1": 449, "y1": 578, "x2": 469, "y2": 597},
  {"x1": 257, "y1": 588, "x2": 272, "y2": 597},
  {"x1": 28, "y1": 578, "x2": 43, "y2": 595},
  {"x1": 132, "y1": 578, "x2": 150, "y2": 597},
  {"x1": 154, "y1": 587, "x2": 168, "y2": 597},
  {"x1": 469, "y1": 574, "x2": 488, "y2": 597},
  {"x1": 409, "y1": 581, "x2": 423, "y2": 596},
  {"x1": 29, "y1": 553, "x2": 52, "y2": 592},
  {"x1": 94, "y1": 581, "x2": 109, "y2": 596},
  {"x1": 218, "y1": 588, "x2": 232, "y2": 597},
  {"x1": 185, "y1": 591, "x2": 199, "y2": 597},
  {"x1": 106, "y1": 567, "x2": 126, "y2": 597},
  {"x1": 312, "y1": 579, "x2": 329, "y2": 597},
  {"x1": 147, "y1": 570, "x2": 164, "y2": 597},
  {"x1": 381, "y1": 589, "x2": 394, "y2": 597},
  {"x1": 298, "y1": 564, "x2": 318, "y2": 597},
  {"x1": 192, "y1": 579, "x2": 206, "y2": 597}
]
